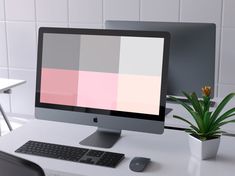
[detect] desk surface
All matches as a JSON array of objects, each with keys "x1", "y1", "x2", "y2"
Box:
[
  {"x1": 0, "y1": 78, "x2": 26, "y2": 92},
  {"x1": 0, "y1": 119, "x2": 235, "y2": 176}
]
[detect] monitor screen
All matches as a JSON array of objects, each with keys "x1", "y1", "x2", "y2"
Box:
[
  {"x1": 40, "y1": 34, "x2": 164, "y2": 116},
  {"x1": 35, "y1": 28, "x2": 170, "y2": 148}
]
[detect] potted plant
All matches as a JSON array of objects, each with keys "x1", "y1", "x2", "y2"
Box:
[{"x1": 170, "y1": 86, "x2": 235, "y2": 160}]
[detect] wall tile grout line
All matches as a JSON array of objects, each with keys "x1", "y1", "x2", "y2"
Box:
[
  {"x1": 178, "y1": 0, "x2": 181, "y2": 22},
  {"x1": 3, "y1": 0, "x2": 12, "y2": 113},
  {"x1": 34, "y1": 0, "x2": 37, "y2": 52},
  {"x1": 3, "y1": 20, "x2": 36, "y2": 23},
  {"x1": 221, "y1": 83, "x2": 235, "y2": 86},
  {"x1": 2, "y1": 0, "x2": 9, "y2": 78},
  {"x1": 222, "y1": 26, "x2": 235, "y2": 29},
  {"x1": 3, "y1": 67, "x2": 36, "y2": 72},
  {"x1": 139, "y1": 0, "x2": 141, "y2": 21},
  {"x1": 101, "y1": 0, "x2": 103, "y2": 28},
  {"x1": 67, "y1": 0, "x2": 70, "y2": 27},
  {"x1": 102, "y1": 0, "x2": 105, "y2": 29}
]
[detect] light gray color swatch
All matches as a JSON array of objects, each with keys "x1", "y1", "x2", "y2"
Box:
[{"x1": 118, "y1": 36, "x2": 164, "y2": 76}]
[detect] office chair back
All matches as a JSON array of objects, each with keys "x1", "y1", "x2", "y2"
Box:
[{"x1": 0, "y1": 151, "x2": 45, "y2": 176}]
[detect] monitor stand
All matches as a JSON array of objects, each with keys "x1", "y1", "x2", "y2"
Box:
[{"x1": 79, "y1": 128, "x2": 121, "y2": 148}]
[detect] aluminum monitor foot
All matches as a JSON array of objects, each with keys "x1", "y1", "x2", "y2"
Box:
[{"x1": 80, "y1": 128, "x2": 121, "y2": 148}]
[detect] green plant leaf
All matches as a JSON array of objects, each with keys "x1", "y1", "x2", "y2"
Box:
[
  {"x1": 182, "y1": 91, "x2": 192, "y2": 101},
  {"x1": 190, "y1": 92, "x2": 203, "y2": 117},
  {"x1": 170, "y1": 92, "x2": 235, "y2": 140},
  {"x1": 203, "y1": 96, "x2": 211, "y2": 113},
  {"x1": 185, "y1": 129, "x2": 195, "y2": 133},
  {"x1": 173, "y1": 115, "x2": 194, "y2": 126},
  {"x1": 188, "y1": 132, "x2": 198, "y2": 137},
  {"x1": 203, "y1": 111, "x2": 212, "y2": 132},
  {"x1": 185, "y1": 129, "x2": 199, "y2": 137},
  {"x1": 170, "y1": 96, "x2": 205, "y2": 131},
  {"x1": 182, "y1": 91, "x2": 204, "y2": 117},
  {"x1": 169, "y1": 96, "x2": 193, "y2": 112},
  {"x1": 205, "y1": 130, "x2": 222, "y2": 137},
  {"x1": 199, "y1": 100, "x2": 204, "y2": 112},
  {"x1": 209, "y1": 113, "x2": 235, "y2": 133},
  {"x1": 214, "y1": 108, "x2": 235, "y2": 125},
  {"x1": 218, "y1": 119, "x2": 235, "y2": 127},
  {"x1": 210, "y1": 93, "x2": 235, "y2": 124},
  {"x1": 208, "y1": 123, "x2": 222, "y2": 134},
  {"x1": 190, "y1": 125, "x2": 200, "y2": 133},
  {"x1": 173, "y1": 115, "x2": 201, "y2": 133},
  {"x1": 190, "y1": 111, "x2": 205, "y2": 133},
  {"x1": 205, "y1": 126, "x2": 221, "y2": 134},
  {"x1": 209, "y1": 117, "x2": 235, "y2": 133}
]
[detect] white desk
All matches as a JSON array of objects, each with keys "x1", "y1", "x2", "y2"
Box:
[
  {"x1": 0, "y1": 119, "x2": 235, "y2": 176},
  {"x1": 0, "y1": 78, "x2": 26, "y2": 93},
  {"x1": 0, "y1": 78, "x2": 26, "y2": 132}
]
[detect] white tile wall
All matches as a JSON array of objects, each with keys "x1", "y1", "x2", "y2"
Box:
[
  {"x1": 223, "y1": 0, "x2": 235, "y2": 28},
  {"x1": 104, "y1": 0, "x2": 140, "y2": 21},
  {"x1": 0, "y1": 0, "x2": 4, "y2": 21},
  {"x1": 180, "y1": 0, "x2": 222, "y2": 26},
  {"x1": 0, "y1": 68, "x2": 8, "y2": 77},
  {"x1": 220, "y1": 28, "x2": 235, "y2": 84},
  {"x1": 0, "y1": 22, "x2": 8, "y2": 67},
  {"x1": 5, "y1": 0, "x2": 35, "y2": 21},
  {"x1": 0, "y1": 0, "x2": 234, "y2": 116},
  {"x1": 218, "y1": 84, "x2": 235, "y2": 97},
  {"x1": 6, "y1": 22, "x2": 37, "y2": 69},
  {"x1": 36, "y1": 0, "x2": 68, "y2": 22},
  {"x1": 9, "y1": 69, "x2": 36, "y2": 115},
  {"x1": 69, "y1": 23, "x2": 103, "y2": 29},
  {"x1": 37, "y1": 23, "x2": 68, "y2": 29},
  {"x1": 140, "y1": 0, "x2": 180, "y2": 22},
  {"x1": 69, "y1": 0, "x2": 103, "y2": 24}
]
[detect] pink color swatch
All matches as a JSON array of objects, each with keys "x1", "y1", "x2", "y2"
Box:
[
  {"x1": 40, "y1": 68, "x2": 79, "y2": 106},
  {"x1": 77, "y1": 71, "x2": 118, "y2": 110},
  {"x1": 117, "y1": 74, "x2": 161, "y2": 115},
  {"x1": 40, "y1": 68, "x2": 162, "y2": 115}
]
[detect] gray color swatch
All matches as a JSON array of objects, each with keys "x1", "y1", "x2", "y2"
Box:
[
  {"x1": 42, "y1": 33, "x2": 80, "y2": 70},
  {"x1": 79, "y1": 35, "x2": 120, "y2": 73}
]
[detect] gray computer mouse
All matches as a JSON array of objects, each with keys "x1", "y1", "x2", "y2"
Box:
[{"x1": 129, "y1": 157, "x2": 151, "y2": 172}]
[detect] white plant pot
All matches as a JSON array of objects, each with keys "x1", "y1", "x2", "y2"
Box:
[{"x1": 188, "y1": 134, "x2": 220, "y2": 160}]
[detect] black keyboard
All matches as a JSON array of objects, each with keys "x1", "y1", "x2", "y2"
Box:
[{"x1": 15, "y1": 141, "x2": 124, "y2": 168}]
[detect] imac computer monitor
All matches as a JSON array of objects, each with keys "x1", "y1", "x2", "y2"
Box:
[
  {"x1": 105, "y1": 21, "x2": 216, "y2": 98},
  {"x1": 35, "y1": 27, "x2": 170, "y2": 148}
]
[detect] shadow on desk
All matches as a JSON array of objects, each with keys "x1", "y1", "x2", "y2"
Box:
[
  {"x1": 214, "y1": 154, "x2": 235, "y2": 164},
  {"x1": 145, "y1": 161, "x2": 162, "y2": 173},
  {"x1": 188, "y1": 154, "x2": 235, "y2": 176}
]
